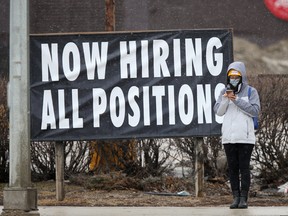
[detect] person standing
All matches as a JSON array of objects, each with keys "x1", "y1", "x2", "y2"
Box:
[{"x1": 214, "y1": 61, "x2": 260, "y2": 209}]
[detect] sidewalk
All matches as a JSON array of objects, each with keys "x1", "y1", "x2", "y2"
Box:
[{"x1": 36, "y1": 206, "x2": 288, "y2": 216}]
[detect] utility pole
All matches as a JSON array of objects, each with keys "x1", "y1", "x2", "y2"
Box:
[
  {"x1": 105, "y1": 0, "x2": 115, "y2": 31},
  {"x1": 1, "y1": 0, "x2": 39, "y2": 215}
]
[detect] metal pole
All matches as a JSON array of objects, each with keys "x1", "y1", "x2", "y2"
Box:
[{"x1": 2, "y1": 0, "x2": 39, "y2": 214}]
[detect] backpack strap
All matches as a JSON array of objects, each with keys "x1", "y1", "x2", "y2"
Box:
[
  {"x1": 248, "y1": 86, "x2": 259, "y2": 130},
  {"x1": 248, "y1": 86, "x2": 252, "y2": 98}
]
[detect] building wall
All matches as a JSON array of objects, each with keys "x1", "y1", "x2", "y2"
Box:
[
  {"x1": 1, "y1": 0, "x2": 288, "y2": 75},
  {"x1": 118, "y1": 0, "x2": 288, "y2": 46},
  {"x1": 29, "y1": 0, "x2": 288, "y2": 45},
  {"x1": 0, "y1": 0, "x2": 286, "y2": 43},
  {"x1": 30, "y1": 0, "x2": 105, "y2": 33}
]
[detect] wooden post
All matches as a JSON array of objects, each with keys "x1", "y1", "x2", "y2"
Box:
[
  {"x1": 105, "y1": 0, "x2": 115, "y2": 31},
  {"x1": 55, "y1": 142, "x2": 65, "y2": 201},
  {"x1": 195, "y1": 137, "x2": 204, "y2": 197}
]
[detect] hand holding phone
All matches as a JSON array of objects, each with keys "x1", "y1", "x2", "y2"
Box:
[
  {"x1": 225, "y1": 84, "x2": 235, "y2": 98},
  {"x1": 226, "y1": 89, "x2": 234, "y2": 95},
  {"x1": 226, "y1": 90, "x2": 236, "y2": 100}
]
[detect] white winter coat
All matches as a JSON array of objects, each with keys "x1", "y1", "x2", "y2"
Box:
[{"x1": 213, "y1": 62, "x2": 261, "y2": 145}]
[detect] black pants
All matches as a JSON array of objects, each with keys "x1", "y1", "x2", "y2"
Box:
[{"x1": 224, "y1": 144, "x2": 254, "y2": 192}]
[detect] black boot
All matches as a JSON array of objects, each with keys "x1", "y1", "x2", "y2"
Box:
[
  {"x1": 230, "y1": 191, "x2": 240, "y2": 209},
  {"x1": 238, "y1": 190, "x2": 248, "y2": 209}
]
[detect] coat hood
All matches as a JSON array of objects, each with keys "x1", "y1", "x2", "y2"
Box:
[
  {"x1": 227, "y1": 61, "x2": 248, "y2": 93},
  {"x1": 227, "y1": 61, "x2": 248, "y2": 85}
]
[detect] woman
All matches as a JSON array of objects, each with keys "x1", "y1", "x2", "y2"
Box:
[{"x1": 214, "y1": 61, "x2": 260, "y2": 209}]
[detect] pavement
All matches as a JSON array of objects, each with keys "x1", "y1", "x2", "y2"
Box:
[{"x1": 10, "y1": 206, "x2": 288, "y2": 216}]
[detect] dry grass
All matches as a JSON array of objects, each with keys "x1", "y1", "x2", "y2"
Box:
[{"x1": 1, "y1": 174, "x2": 286, "y2": 207}]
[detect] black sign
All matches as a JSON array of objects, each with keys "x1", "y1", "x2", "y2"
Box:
[{"x1": 30, "y1": 29, "x2": 233, "y2": 141}]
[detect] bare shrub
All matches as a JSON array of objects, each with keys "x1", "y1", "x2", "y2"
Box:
[
  {"x1": 251, "y1": 75, "x2": 288, "y2": 184},
  {"x1": 64, "y1": 141, "x2": 91, "y2": 175},
  {"x1": 138, "y1": 139, "x2": 175, "y2": 177},
  {"x1": 205, "y1": 136, "x2": 227, "y2": 178},
  {"x1": 88, "y1": 139, "x2": 177, "y2": 178},
  {"x1": 172, "y1": 137, "x2": 196, "y2": 176},
  {"x1": 0, "y1": 75, "x2": 9, "y2": 182},
  {"x1": 88, "y1": 140, "x2": 138, "y2": 175},
  {"x1": 69, "y1": 172, "x2": 194, "y2": 192},
  {"x1": 31, "y1": 141, "x2": 90, "y2": 181},
  {"x1": 173, "y1": 137, "x2": 226, "y2": 179},
  {"x1": 31, "y1": 142, "x2": 56, "y2": 181}
]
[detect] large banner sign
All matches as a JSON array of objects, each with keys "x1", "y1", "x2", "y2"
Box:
[{"x1": 30, "y1": 29, "x2": 233, "y2": 141}]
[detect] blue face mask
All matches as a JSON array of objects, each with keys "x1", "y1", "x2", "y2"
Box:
[{"x1": 230, "y1": 78, "x2": 240, "y2": 87}]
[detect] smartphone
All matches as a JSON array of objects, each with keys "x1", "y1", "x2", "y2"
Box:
[{"x1": 226, "y1": 89, "x2": 234, "y2": 94}]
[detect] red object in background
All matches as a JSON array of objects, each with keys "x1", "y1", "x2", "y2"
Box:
[{"x1": 264, "y1": 0, "x2": 288, "y2": 21}]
